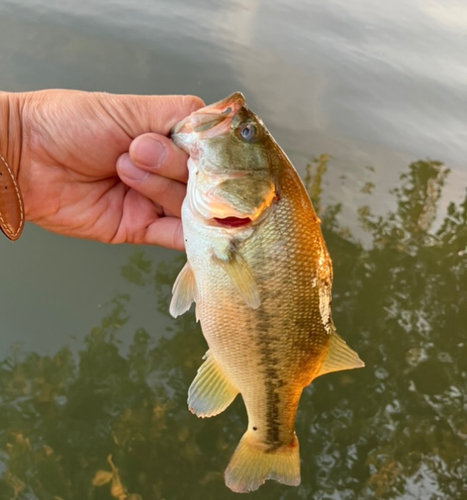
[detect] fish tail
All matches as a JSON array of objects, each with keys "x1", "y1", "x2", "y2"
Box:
[{"x1": 225, "y1": 431, "x2": 300, "y2": 493}]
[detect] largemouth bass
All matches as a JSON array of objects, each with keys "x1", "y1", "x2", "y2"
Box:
[{"x1": 170, "y1": 92, "x2": 364, "y2": 493}]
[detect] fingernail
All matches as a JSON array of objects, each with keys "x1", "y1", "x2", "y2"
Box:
[
  {"x1": 133, "y1": 137, "x2": 167, "y2": 168},
  {"x1": 117, "y1": 154, "x2": 149, "y2": 181}
]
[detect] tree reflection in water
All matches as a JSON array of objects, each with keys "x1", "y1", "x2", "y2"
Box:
[{"x1": 0, "y1": 158, "x2": 465, "y2": 499}]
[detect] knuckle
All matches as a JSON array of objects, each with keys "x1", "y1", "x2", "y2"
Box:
[
  {"x1": 153, "y1": 176, "x2": 174, "y2": 198},
  {"x1": 173, "y1": 221, "x2": 185, "y2": 251}
]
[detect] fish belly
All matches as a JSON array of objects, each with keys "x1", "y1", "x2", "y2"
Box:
[{"x1": 183, "y1": 193, "x2": 330, "y2": 447}]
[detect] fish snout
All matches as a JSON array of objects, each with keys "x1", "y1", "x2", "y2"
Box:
[
  {"x1": 199, "y1": 92, "x2": 246, "y2": 116},
  {"x1": 171, "y1": 92, "x2": 246, "y2": 140}
]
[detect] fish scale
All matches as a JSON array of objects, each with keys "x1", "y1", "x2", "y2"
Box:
[{"x1": 169, "y1": 92, "x2": 364, "y2": 493}]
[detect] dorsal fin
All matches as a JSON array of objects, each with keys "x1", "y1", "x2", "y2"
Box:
[
  {"x1": 315, "y1": 330, "x2": 364, "y2": 378},
  {"x1": 169, "y1": 262, "x2": 196, "y2": 318}
]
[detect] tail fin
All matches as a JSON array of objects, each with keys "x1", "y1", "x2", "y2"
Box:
[{"x1": 225, "y1": 431, "x2": 300, "y2": 493}]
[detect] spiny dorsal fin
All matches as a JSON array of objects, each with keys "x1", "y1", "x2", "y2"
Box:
[
  {"x1": 315, "y1": 330, "x2": 365, "y2": 378},
  {"x1": 188, "y1": 350, "x2": 239, "y2": 418},
  {"x1": 214, "y1": 251, "x2": 260, "y2": 309},
  {"x1": 169, "y1": 262, "x2": 196, "y2": 318}
]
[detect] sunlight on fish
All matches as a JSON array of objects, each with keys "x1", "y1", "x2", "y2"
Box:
[{"x1": 170, "y1": 92, "x2": 364, "y2": 493}]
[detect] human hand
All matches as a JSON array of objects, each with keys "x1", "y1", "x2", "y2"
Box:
[{"x1": 4, "y1": 89, "x2": 203, "y2": 250}]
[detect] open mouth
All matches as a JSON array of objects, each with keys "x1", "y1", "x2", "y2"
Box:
[{"x1": 213, "y1": 217, "x2": 252, "y2": 228}]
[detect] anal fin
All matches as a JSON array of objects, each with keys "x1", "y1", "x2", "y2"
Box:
[
  {"x1": 169, "y1": 262, "x2": 196, "y2": 318},
  {"x1": 315, "y1": 330, "x2": 365, "y2": 378},
  {"x1": 188, "y1": 350, "x2": 238, "y2": 418}
]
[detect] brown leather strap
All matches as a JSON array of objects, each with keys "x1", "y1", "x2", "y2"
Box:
[{"x1": 0, "y1": 152, "x2": 24, "y2": 240}]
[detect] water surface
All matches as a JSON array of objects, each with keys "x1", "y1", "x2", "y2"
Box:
[{"x1": 0, "y1": 1, "x2": 466, "y2": 498}]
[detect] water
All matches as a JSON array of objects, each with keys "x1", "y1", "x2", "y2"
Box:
[{"x1": 0, "y1": 1, "x2": 466, "y2": 498}]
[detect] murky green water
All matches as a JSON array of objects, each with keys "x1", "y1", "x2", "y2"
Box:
[{"x1": 0, "y1": 1, "x2": 466, "y2": 499}]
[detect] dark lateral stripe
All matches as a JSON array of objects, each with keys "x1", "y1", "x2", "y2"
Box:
[{"x1": 255, "y1": 293, "x2": 283, "y2": 448}]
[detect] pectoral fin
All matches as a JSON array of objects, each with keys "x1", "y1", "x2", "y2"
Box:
[
  {"x1": 214, "y1": 251, "x2": 260, "y2": 309},
  {"x1": 315, "y1": 330, "x2": 365, "y2": 378},
  {"x1": 169, "y1": 262, "x2": 196, "y2": 318},
  {"x1": 188, "y1": 350, "x2": 239, "y2": 418}
]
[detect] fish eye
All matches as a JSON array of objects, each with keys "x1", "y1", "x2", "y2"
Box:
[{"x1": 238, "y1": 123, "x2": 258, "y2": 142}]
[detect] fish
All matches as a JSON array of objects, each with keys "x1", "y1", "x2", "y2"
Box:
[{"x1": 169, "y1": 92, "x2": 364, "y2": 493}]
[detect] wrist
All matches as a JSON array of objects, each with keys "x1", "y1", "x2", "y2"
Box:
[
  {"x1": 0, "y1": 91, "x2": 24, "y2": 178},
  {"x1": 0, "y1": 92, "x2": 25, "y2": 240}
]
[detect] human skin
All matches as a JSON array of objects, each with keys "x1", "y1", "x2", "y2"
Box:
[{"x1": 0, "y1": 89, "x2": 204, "y2": 250}]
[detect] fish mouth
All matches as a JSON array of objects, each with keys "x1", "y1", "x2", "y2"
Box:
[
  {"x1": 212, "y1": 216, "x2": 252, "y2": 228},
  {"x1": 171, "y1": 92, "x2": 246, "y2": 138}
]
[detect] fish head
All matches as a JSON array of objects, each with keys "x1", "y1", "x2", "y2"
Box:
[{"x1": 172, "y1": 93, "x2": 278, "y2": 228}]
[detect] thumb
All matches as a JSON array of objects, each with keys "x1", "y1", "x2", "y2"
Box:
[{"x1": 98, "y1": 93, "x2": 205, "y2": 137}]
